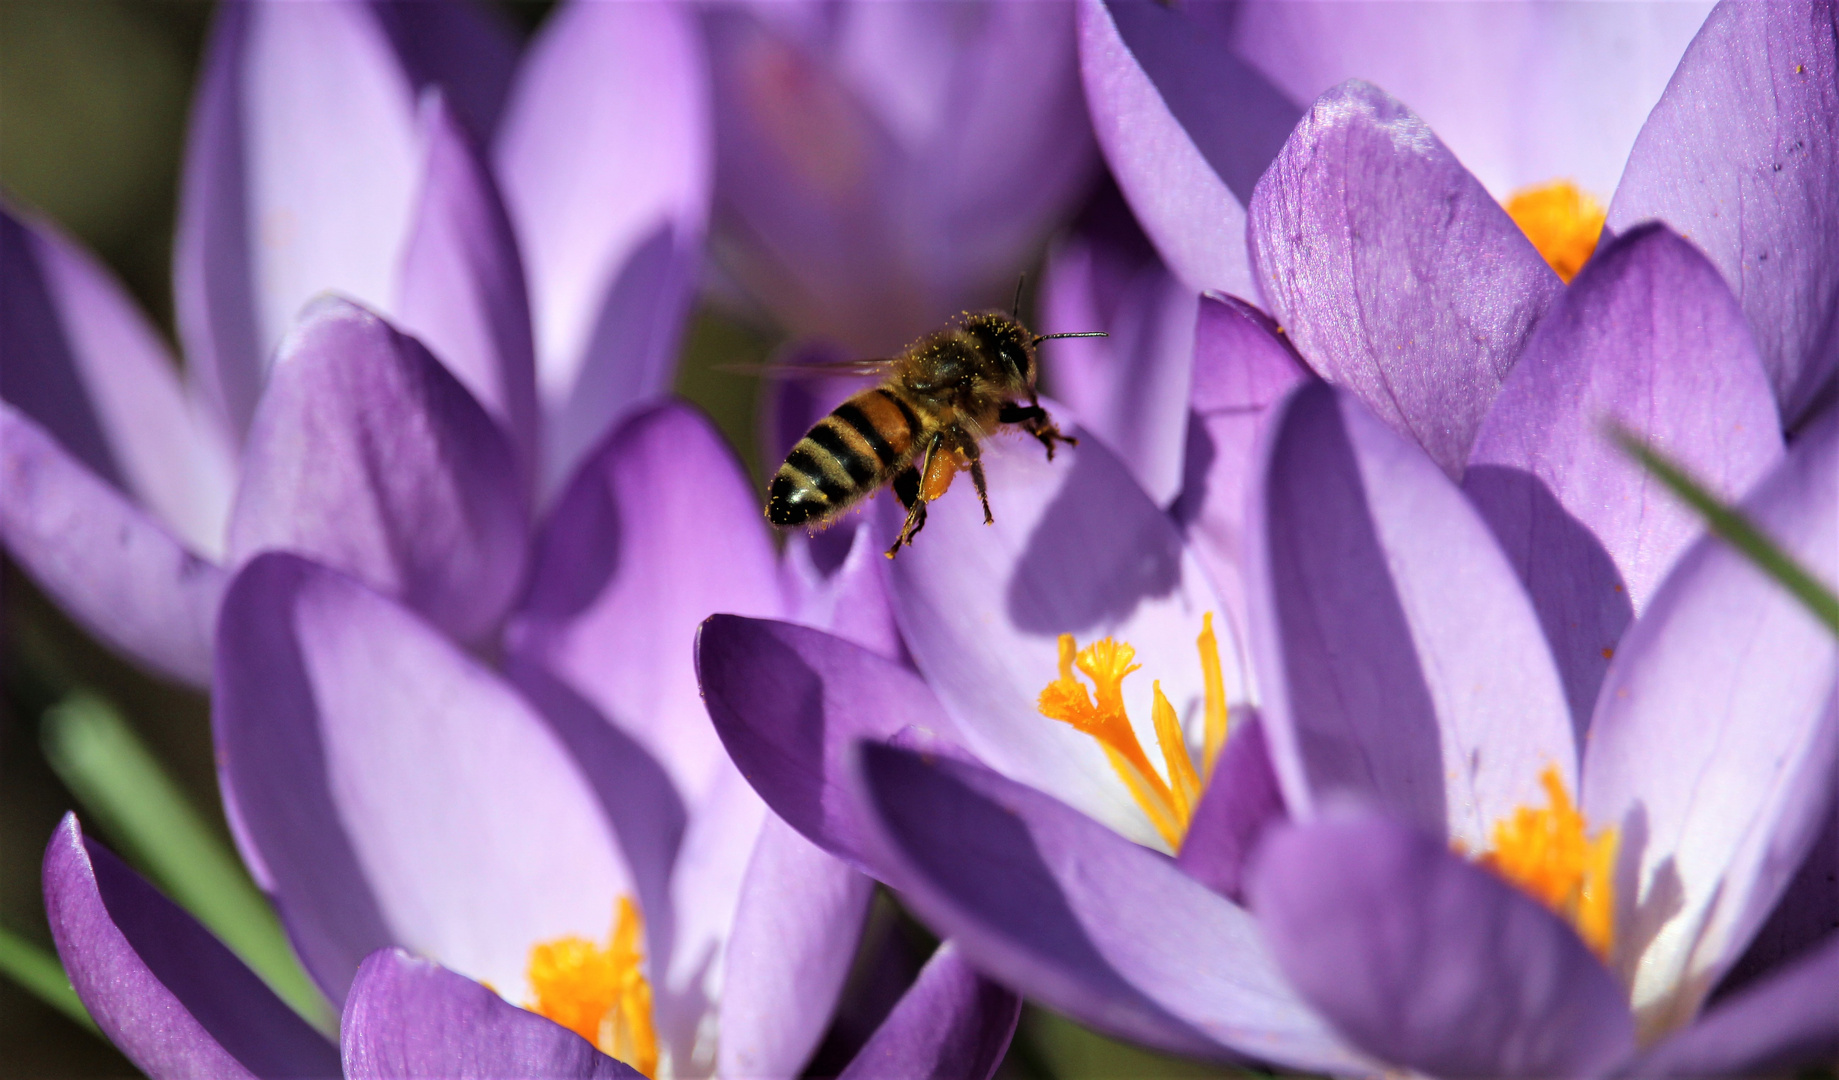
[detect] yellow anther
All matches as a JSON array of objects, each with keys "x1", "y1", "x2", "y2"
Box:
[
  {"x1": 1152, "y1": 681, "x2": 1203, "y2": 817},
  {"x1": 1197, "y1": 613, "x2": 1229, "y2": 782},
  {"x1": 1505, "y1": 180, "x2": 1607, "y2": 284},
  {"x1": 1477, "y1": 766, "x2": 1619, "y2": 960},
  {"x1": 526, "y1": 898, "x2": 659, "y2": 1077}
]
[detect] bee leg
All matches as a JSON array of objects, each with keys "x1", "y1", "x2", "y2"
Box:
[
  {"x1": 957, "y1": 434, "x2": 993, "y2": 525},
  {"x1": 887, "y1": 434, "x2": 943, "y2": 558},
  {"x1": 999, "y1": 401, "x2": 1077, "y2": 460}
]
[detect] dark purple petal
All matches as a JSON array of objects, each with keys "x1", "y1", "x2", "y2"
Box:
[
  {"x1": 214, "y1": 554, "x2": 630, "y2": 1005},
  {"x1": 1249, "y1": 80, "x2": 1562, "y2": 478},
  {"x1": 836, "y1": 942, "x2": 1020, "y2": 1080},
  {"x1": 1076, "y1": 0, "x2": 1296, "y2": 297},
  {"x1": 1627, "y1": 931, "x2": 1839, "y2": 1078},
  {"x1": 1, "y1": 405, "x2": 225, "y2": 687},
  {"x1": 340, "y1": 948, "x2": 639, "y2": 1080},
  {"x1": 44, "y1": 814, "x2": 339, "y2": 1079},
  {"x1": 393, "y1": 91, "x2": 540, "y2": 485},
  {"x1": 1039, "y1": 188, "x2": 1197, "y2": 506},
  {"x1": 2, "y1": 207, "x2": 235, "y2": 554},
  {"x1": 175, "y1": 0, "x2": 422, "y2": 438},
  {"x1": 1248, "y1": 815, "x2": 1635, "y2": 1078},
  {"x1": 1246, "y1": 383, "x2": 1575, "y2": 846},
  {"x1": 1175, "y1": 713, "x2": 1286, "y2": 904},
  {"x1": 1170, "y1": 293, "x2": 1310, "y2": 648},
  {"x1": 495, "y1": 0, "x2": 709, "y2": 493},
  {"x1": 853, "y1": 743, "x2": 1372, "y2": 1073},
  {"x1": 369, "y1": 0, "x2": 519, "y2": 143},
  {"x1": 1231, "y1": 1, "x2": 1711, "y2": 198},
  {"x1": 506, "y1": 401, "x2": 783, "y2": 804},
  {"x1": 718, "y1": 814, "x2": 874, "y2": 1080},
  {"x1": 696, "y1": 614, "x2": 961, "y2": 868},
  {"x1": 1467, "y1": 223, "x2": 1783, "y2": 732},
  {"x1": 1606, "y1": 0, "x2": 1839, "y2": 426},
  {"x1": 1581, "y1": 409, "x2": 1839, "y2": 1033},
  {"x1": 226, "y1": 298, "x2": 528, "y2": 646}
]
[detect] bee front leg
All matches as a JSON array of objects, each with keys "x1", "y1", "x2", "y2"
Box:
[
  {"x1": 887, "y1": 433, "x2": 943, "y2": 558},
  {"x1": 998, "y1": 400, "x2": 1077, "y2": 460}
]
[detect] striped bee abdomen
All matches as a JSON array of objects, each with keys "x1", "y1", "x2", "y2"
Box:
[{"x1": 768, "y1": 388, "x2": 921, "y2": 527}]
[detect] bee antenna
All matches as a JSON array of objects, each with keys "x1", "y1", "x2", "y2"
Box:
[
  {"x1": 1033, "y1": 331, "x2": 1109, "y2": 344},
  {"x1": 1012, "y1": 274, "x2": 1026, "y2": 321}
]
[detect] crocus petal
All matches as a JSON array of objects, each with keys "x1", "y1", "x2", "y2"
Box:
[
  {"x1": 1248, "y1": 815, "x2": 1635, "y2": 1078},
  {"x1": 44, "y1": 815, "x2": 340, "y2": 1080},
  {"x1": 1581, "y1": 409, "x2": 1839, "y2": 1035},
  {"x1": 885, "y1": 418, "x2": 1242, "y2": 847},
  {"x1": 1232, "y1": 0, "x2": 1713, "y2": 199},
  {"x1": 495, "y1": 0, "x2": 710, "y2": 494},
  {"x1": 1716, "y1": 795, "x2": 1838, "y2": 999},
  {"x1": 1247, "y1": 383, "x2": 1576, "y2": 847},
  {"x1": 226, "y1": 298, "x2": 528, "y2": 647},
  {"x1": 852, "y1": 743, "x2": 1371, "y2": 1073},
  {"x1": 1076, "y1": 0, "x2": 1297, "y2": 298},
  {"x1": 1627, "y1": 932, "x2": 1839, "y2": 1079},
  {"x1": 341, "y1": 948, "x2": 639, "y2": 1080},
  {"x1": 176, "y1": 0, "x2": 422, "y2": 437},
  {"x1": 1039, "y1": 188, "x2": 1197, "y2": 507},
  {"x1": 782, "y1": 519, "x2": 907, "y2": 664},
  {"x1": 1175, "y1": 713, "x2": 1286, "y2": 904},
  {"x1": 836, "y1": 941, "x2": 1020, "y2": 1080},
  {"x1": 1, "y1": 405, "x2": 225, "y2": 687},
  {"x1": 1169, "y1": 292, "x2": 1310, "y2": 650},
  {"x1": 696, "y1": 614, "x2": 963, "y2": 867},
  {"x1": 506, "y1": 401, "x2": 783, "y2": 805},
  {"x1": 1606, "y1": 0, "x2": 1839, "y2": 426},
  {"x1": 393, "y1": 91, "x2": 540, "y2": 485},
  {"x1": 368, "y1": 0, "x2": 519, "y2": 143},
  {"x1": 718, "y1": 813, "x2": 875, "y2": 1080},
  {"x1": 1, "y1": 207, "x2": 234, "y2": 555},
  {"x1": 214, "y1": 553, "x2": 630, "y2": 1004},
  {"x1": 1467, "y1": 223, "x2": 1783, "y2": 732},
  {"x1": 1249, "y1": 80, "x2": 1562, "y2": 479}
]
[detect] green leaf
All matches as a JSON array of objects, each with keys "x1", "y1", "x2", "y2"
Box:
[
  {"x1": 41, "y1": 694, "x2": 334, "y2": 1031},
  {"x1": 0, "y1": 923, "x2": 98, "y2": 1034},
  {"x1": 1610, "y1": 425, "x2": 1839, "y2": 636}
]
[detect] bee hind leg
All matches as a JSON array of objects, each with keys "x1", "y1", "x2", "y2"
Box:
[
  {"x1": 957, "y1": 434, "x2": 993, "y2": 525},
  {"x1": 887, "y1": 433, "x2": 944, "y2": 558},
  {"x1": 998, "y1": 401, "x2": 1077, "y2": 461}
]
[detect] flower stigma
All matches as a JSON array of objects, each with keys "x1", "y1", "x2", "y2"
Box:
[
  {"x1": 526, "y1": 897, "x2": 659, "y2": 1076},
  {"x1": 1505, "y1": 180, "x2": 1606, "y2": 284},
  {"x1": 1037, "y1": 615, "x2": 1229, "y2": 850},
  {"x1": 1477, "y1": 765, "x2": 1619, "y2": 959}
]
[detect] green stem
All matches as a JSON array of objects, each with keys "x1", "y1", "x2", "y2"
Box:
[{"x1": 0, "y1": 923, "x2": 98, "y2": 1034}]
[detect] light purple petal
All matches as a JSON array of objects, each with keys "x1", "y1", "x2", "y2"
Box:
[
  {"x1": 782, "y1": 519, "x2": 907, "y2": 664},
  {"x1": 1581, "y1": 408, "x2": 1839, "y2": 1035},
  {"x1": 393, "y1": 91, "x2": 540, "y2": 485},
  {"x1": 718, "y1": 813, "x2": 874, "y2": 1080},
  {"x1": 494, "y1": 0, "x2": 709, "y2": 494},
  {"x1": 2, "y1": 207, "x2": 235, "y2": 555},
  {"x1": 44, "y1": 814, "x2": 340, "y2": 1080},
  {"x1": 1467, "y1": 223, "x2": 1784, "y2": 733},
  {"x1": 226, "y1": 298, "x2": 528, "y2": 647},
  {"x1": 505, "y1": 401, "x2": 783, "y2": 805},
  {"x1": 1038, "y1": 188, "x2": 1197, "y2": 506},
  {"x1": 1076, "y1": 0, "x2": 1296, "y2": 298},
  {"x1": 1247, "y1": 815, "x2": 1635, "y2": 1078},
  {"x1": 852, "y1": 742, "x2": 1371, "y2": 1073},
  {"x1": 1246, "y1": 383, "x2": 1576, "y2": 847},
  {"x1": 696, "y1": 614, "x2": 962, "y2": 868},
  {"x1": 1175, "y1": 713, "x2": 1286, "y2": 904},
  {"x1": 1716, "y1": 793, "x2": 1838, "y2": 999},
  {"x1": 1, "y1": 405, "x2": 225, "y2": 687},
  {"x1": 1249, "y1": 80, "x2": 1563, "y2": 479},
  {"x1": 1627, "y1": 932, "x2": 1839, "y2": 1079},
  {"x1": 1169, "y1": 292, "x2": 1310, "y2": 652},
  {"x1": 1606, "y1": 0, "x2": 1839, "y2": 426},
  {"x1": 884, "y1": 416, "x2": 1243, "y2": 848},
  {"x1": 1232, "y1": 1, "x2": 1713, "y2": 199},
  {"x1": 369, "y1": 0, "x2": 519, "y2": 143},
  {"x1": 214, "y1": 553, "x2": 631, "y2": 1005},
  {"x1": 341, "y1": 948, "x2": 639, "y2": 1080},
  {"x1": 836, "y1": 941, "x2": 1020, "y2": 1080}
]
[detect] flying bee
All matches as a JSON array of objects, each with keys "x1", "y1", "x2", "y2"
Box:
[{"x1": 765, "y1": 308, "x2": 1105, "y2": 558}]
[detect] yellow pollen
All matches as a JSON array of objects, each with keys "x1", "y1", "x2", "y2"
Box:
[
  {"x1": 1036, "y1": 620, "x2": 1230, "y2": 850},
  {"x1": 526, "y1": 898, "x2": 659, "y2": 1077},
  {"x1": 1505, "y1": 180, "x2": 1607, "y2": 284},
  {"x1": 1477, "y1": 766, "x2": 1619, "y2": 960}
]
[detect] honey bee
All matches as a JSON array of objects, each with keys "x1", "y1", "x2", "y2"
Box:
[{"x1": 765, "y1": 309, "x2": 1104, "y2": 558}]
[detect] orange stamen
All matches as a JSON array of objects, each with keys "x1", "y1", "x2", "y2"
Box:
[
  {"x1": 526, "y1": 898, "x2": 659, "y2": 1076},
  {"x1": 1505, "y1": 180, "x2": 1606, "y2": 284},
  {"x1": 1477, "y1": 766, "x2": 1619, "y2": 960}
]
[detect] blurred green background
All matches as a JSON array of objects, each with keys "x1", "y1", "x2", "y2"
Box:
[{"x1": 0, "y1": 3, "x2": 1250, "y2": 1076}]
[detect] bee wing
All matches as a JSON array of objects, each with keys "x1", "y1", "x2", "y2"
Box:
[{"x1": 715, "y1": 358, "x2": 898, "y2": 379}]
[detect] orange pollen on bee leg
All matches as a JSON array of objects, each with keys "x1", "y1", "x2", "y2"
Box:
[
  {"x1": 525, "y1": 897, "x2": 659, "y2": 1077},
  {"x1": 1476, "y1": 766, "x2": 1619, "y2": 960},
  {"x1": 922, "y1": 451, "x2": 959, "y2": 501},
  {"x1": 1505, "y1": 180, "x2": 1607, "y2": 284}
]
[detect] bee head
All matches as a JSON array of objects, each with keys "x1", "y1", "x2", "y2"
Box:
[{"x1": 964, "y1": 312, "x2": 1037, "y2": 391}]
